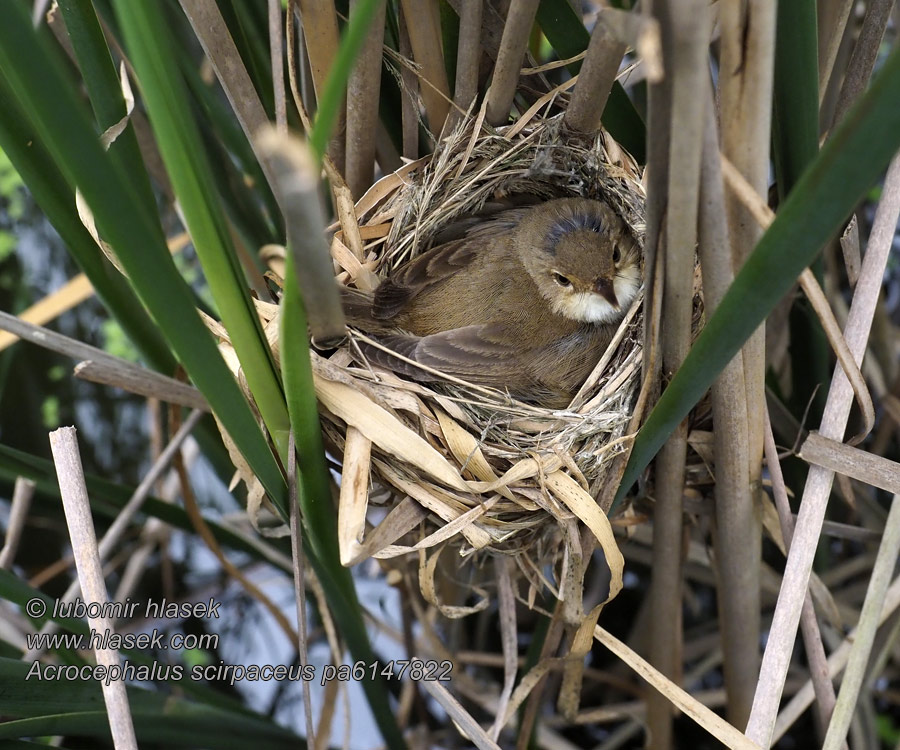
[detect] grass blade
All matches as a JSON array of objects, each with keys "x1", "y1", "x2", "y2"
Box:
[
  {"x1": 110, "y1": 0, "x2": 293, "y2": 465},
  {"x1": 0, "y1": 3, "x2": 286, "y2": 506}
]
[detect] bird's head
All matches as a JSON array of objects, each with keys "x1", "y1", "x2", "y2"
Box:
[{"x1": 519, "y1": 198, "x2": 642, "y2": 324}]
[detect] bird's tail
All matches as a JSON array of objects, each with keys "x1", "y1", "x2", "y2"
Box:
[{"x1": 340, "y1": 286, "x2": 394, "y2": 333}]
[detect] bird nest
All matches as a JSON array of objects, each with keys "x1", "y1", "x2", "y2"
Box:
[{"x1": 233, "y1": 112, "x2": 646, "y2": 621}]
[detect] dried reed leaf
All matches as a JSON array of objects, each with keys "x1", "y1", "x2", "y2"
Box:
[
  {"x1": 490, "y1": 556, "x2": 519, "y2": 740},
  {"x1": 315, "y1": 375, "x2": 471, "y2": 492},
  {"x1": 419, "y1": 679, "x2": 502, "y2": 750},
  {"x1": 419, "y1": 544, "x2": 489, "y2": 618},
  {"x1": 545, "y1": 470, "x2": 624, "y2": 605},
  {"x1": 434, "y1": 408, "x2": 513, "y2": 498},
  {"x1": 361, "y1": 497, "x2": 429, "y2": 562},
  {"x1": 338, "y1": 427, "x2": 372, "y2": 565},
  {"x1": 594, "y1": 624, "x2": 763, "y2": 750},
  {"x1": 354, "y1": 156, "x2": 429, "y2": 218},
  {"x1": 377, "y1": 462, "x2": 492, "y2": 549}
]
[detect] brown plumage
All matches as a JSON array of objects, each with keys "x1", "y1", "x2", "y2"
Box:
[{"x1": 342, "y1": 197, "x2": 642, "y2": 407}]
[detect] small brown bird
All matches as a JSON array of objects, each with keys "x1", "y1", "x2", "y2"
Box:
[{"x1": 342, "y1": 197, "x2": 641, "y2": 407}]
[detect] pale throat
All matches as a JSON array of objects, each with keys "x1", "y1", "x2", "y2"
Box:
[
  {"x1": 550, "y1": 274, "x2": 641, "y2": 324},
  {"x1": 552, "y1": 292, "x2": 621, "y2": 324}
]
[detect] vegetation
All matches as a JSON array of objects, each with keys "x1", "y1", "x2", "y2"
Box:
[{"x1": 0, "y1": 1, "x2": 898, "y2": 748}]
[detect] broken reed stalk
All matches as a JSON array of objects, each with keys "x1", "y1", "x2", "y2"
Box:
[
  {"x1": 747, "y1": 154, "x2": 900, "y2": 747},
  {"x1": 716, "y1": 0, "x2": 777, "y2": 725},
  {"x1": 564, "y1": 14, "x2": 626, "y2": 134},
  {"x1": 397, "y1": 0, "x2": 449, "y2": 134},
  {"x1": 26, "y1": 410, "x2": 205, "y2": 660},
  {"x1": 345, "y1": 0, "x2": 387, "y2": 199},
  {"x1": 49, "y1": 427, "x2": 138, "y2": 750},
  {"x1": 485, "y1": 0, "x2": 540, "y2": 125},
  {"x1": 257, "y1": 128, "x2": 346, "y2": 345},
  {"x1": 646, "y1": 4, "x2": 709, "y2": 747},
  {"x1": 0, "y1": 310, "x2": 209, "y2": 411}
]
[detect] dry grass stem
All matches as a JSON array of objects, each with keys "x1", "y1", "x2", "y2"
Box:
[
  {"x1": 179, "y1": 0, "x2": 285, "y2": 193},
  {"x1": 594, "y1": 624, "x2": 763, "y2": 750},
  {"x1": 420, "y1": 678, "x2": 503, "y2": 750},
  {"x1": 748, "y1": 153, "x2": 900, "y2": 746},
  {"x1": 773, "y1": 573, "x2": 900, "y2": 743},
  {"x1": 485, "y1": 0, "x2": 541, "y2": 125},
  {"x1": 764, "y1": 411, "x2": 838, "y2": 739},
  {"x1": 490, "y1": 556, "x2": 519, "y2": 740},
  {"x1": 73, "y1": 360, "x2": 209, "y2": 411},
  {"x1": 823, "y1": 494, "x2": 900, "y2": 749},
  {"x1": 345, "y1": 0, "x2": 387, "y2": 198},
  {"x1": 0, "y1": 477, "x2": 36, "y2": 570},
  {"x1": 720, "y1": 159, "x2": 875, "y2": 440},
  {"x1": 174, "y1": 415, "x2": 298, "y2": 643},
  {"x1": 49, "y1": 427, "x2": 138, "y2": 750},
  {"x1": 295, "y1": 0, "x2": 339, "y2": 97},
  {"x1": 799, "y1": 432, "x2": 900, "y2": 495},
  {"x1": 396, "y1": 10, "x2": 419, "y2": 161},
  {"x1": 0, "y1": 309, "x2": 209, "y2": 408}
]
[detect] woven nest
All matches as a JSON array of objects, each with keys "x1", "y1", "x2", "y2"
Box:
[
  {"x1": 236, "y1": 112, "x2": 648, "y2": 620},
  {"x1": 333, "y1": 112, "x2": 644, "y2": 615}
]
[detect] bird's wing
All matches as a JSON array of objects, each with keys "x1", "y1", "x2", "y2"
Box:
[
  {"x1": 372, "y1": 207, "x2": 531, "y2": 320},
  {"x1": 365, "y1": 325, "x2": 525, "y2": 383},
  {"x1": 372, "y1": 238, "x2": 478, "y2": 319},
  {"x1": 362, "y1": 321, "x2": 608, "y2": 407}
]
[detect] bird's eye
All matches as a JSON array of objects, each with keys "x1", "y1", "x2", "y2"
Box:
[
  {"x1": 613, "y1": 247, "x2": 621, "y2": 264},
  {"x1": 553, "y1": 273, "x2": 572, "y2": 287}
]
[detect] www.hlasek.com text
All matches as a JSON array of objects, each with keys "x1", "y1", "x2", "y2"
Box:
[{"x1": 26, "y1": 628, "x2": 217, "y2": 652}]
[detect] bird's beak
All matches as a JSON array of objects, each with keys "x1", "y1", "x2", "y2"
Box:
[{"x1": 594, "y1": 278, "x2": 619, "y2": 308}]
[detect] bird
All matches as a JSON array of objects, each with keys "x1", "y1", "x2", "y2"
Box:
[{"x1": 341, "y1": 197, "x2": 642, "y2": 408}]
